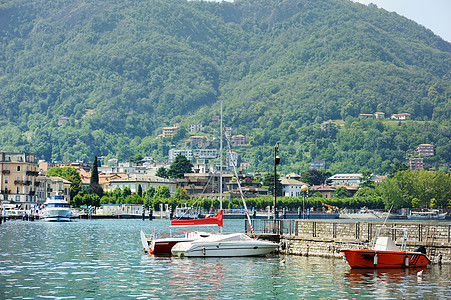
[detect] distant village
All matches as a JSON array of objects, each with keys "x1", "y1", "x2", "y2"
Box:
[
  {"x1": 1, "y1": 110, "x2": 437, "y2": 210},
  {"x1": 0, "y1": 139, "x2": 434, "y2": 211}
]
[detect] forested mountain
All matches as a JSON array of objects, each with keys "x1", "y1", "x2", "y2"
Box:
[{"x1": 0, "y1": 0, "x2": 450, "y2": 174}]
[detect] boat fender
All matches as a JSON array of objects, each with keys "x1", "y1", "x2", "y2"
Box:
[
  {"x1": 202, "y1": 247, "x2": 206, "y2": 255},
  {"x1": 373, "y1": 254, "x2": 378, "y2": 266},
  {"x1": 280, "y1": 242, "x2": 286, "y2": 250},
  {"x1": 405, "y1": 256, "x2": 409, "y2": 267}
]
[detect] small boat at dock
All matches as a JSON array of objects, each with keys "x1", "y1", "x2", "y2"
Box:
[
  {"x1": 340, "y1": 226, "x2": 430, "y2": 268},
  {"x1": 171, "y1": 232, "x2": 279, "y2": 257},
  {"x1": 407, "y1": 209, "x2": 447, "y2": 220}
]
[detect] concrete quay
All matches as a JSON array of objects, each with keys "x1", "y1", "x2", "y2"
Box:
[{"x1": 250, "y1": 219, "x2": 451, "y2": 264}]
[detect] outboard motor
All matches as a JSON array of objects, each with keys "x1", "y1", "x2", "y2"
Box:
[{"x1": 414, "y1": 245, "x2": 427, "y2": 254}]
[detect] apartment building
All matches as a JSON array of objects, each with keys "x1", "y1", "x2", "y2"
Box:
[
  {"x1": 0, "y1": 152, "x2": 39, "y2": 208},
  {"x1": 416, "y1": 144, "x2": 434, "y2": 156}
]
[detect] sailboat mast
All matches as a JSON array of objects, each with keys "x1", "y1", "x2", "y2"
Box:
[{"x1": 219, "y1": 99, "x2": 223, "y2": 233}]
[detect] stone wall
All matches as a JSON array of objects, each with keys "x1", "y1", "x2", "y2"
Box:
[{"x1": 274, "y1": 220, "x2": 451, "y2": 264}]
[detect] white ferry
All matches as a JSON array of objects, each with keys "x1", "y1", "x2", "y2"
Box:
[{"x1": 41, "y1": 194, "x2": 72, "y2": 222}]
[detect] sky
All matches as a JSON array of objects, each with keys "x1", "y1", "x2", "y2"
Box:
[{"x1": 352, "y1": 0, "x2": 451, "y2": 43}]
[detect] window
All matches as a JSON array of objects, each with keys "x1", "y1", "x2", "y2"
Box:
[
  {"x1": 4, "y1": 165, "x2": 8, "y2": 170},
  {"x1": 17, "y1": 165, "x2": 21, "y2": 171},
  {"x1": 5, "y1": 176, "x2": 8, "y2": 184},
  {"x1": 17, "y1": 187, "x2": 20, "y2": 193}
]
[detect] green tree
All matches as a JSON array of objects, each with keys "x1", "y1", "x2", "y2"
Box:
[
  {"x1": 128, "y1": 155, "x2": 144, "y2": 165},
  {"x1": 87, "y1": 156, "x2": 103, "y2": 198},
  {"x1": 334, "y1": 186, "x2": 350, "y2": 198},
  {"x1": 154, "y1": 185, "x2": 171, "y2": 199},
  {"x1": 137, "y1": 184, "x2": 143, "y2": 197},
  {"x1": 388, "y1": 162, "x2": 409, "y2": 178},
  {"x1": 156, "y1": 167, "x2": 168, "y2": 178},
  {"x1": 262, "y1": 172, "x2": 282, "y2": 196},
  {"x1": 168, "y1": 154, "x2": 193, "y2": 179}
]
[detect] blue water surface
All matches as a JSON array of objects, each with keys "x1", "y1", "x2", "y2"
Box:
[{"x1": 0, "y1": 219, "x2": 450, "y2": 299}]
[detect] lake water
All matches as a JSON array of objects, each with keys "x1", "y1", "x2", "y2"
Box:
[{"x1": 1, "y1": 219, "x2": 450, "y2": 299}]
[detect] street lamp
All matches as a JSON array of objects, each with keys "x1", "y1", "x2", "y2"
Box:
[
  {"x1": 301, "y1": 185, "x2": 308, "y2": 219},
  {"x1": 273, "y1": 143, "x2": 280, "y2": 221}
]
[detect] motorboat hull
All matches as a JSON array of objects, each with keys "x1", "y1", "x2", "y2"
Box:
[
  {"x1": 151, "y1": 237, "x2": 195, "y2": 254},
  {"x1": 171, "y1": 237, "x2": 279, "y2": 257},
  {"x1": 42, "y1": 209, "x2": 72, "y2": 222},
  {"x1": 341, "y1": 249, "x2": 430, "y2": 268}
]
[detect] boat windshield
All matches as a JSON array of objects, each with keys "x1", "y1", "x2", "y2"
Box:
[{"x1": 47, "y1": 203, "x2": 69, "y2": 208}]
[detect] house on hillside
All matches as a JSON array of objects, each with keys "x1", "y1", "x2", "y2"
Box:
[
  {"x1": 232, "y1": 135, "x2": 246, "y2": 146},
  {"x1": 416, "y1": 144, "x2": 434, "y2": 156},
  {"x1": 358, "y1": 113, "x2": 374, "y2": 119},
  {"x1": 391, "y1": 113, "x2": 411, "y2": 120},
  {"x1": 374, "y1": 112, "x2": 385, "y2": 119},
  {"x1": 310, "y1": 160, "x2": 325, "y2": 170},
  {"x1": 409, "y1": 157, "x2": 425, "y2": 171},
  {"x1": 188, "y1": 136, "x2": 209, "y2": 148},
  {"x1": 190, "y1": 123, "x2": 203, "y2": 133}
]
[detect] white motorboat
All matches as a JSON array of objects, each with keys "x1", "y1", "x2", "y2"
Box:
[
  {"x1": 41, "y1": 194, "x2": 72, "y2": 222},
  {"x1": 407, "y1": 210, "x2": 447, "y2": 220},
  {"x1": 171, "y1": 232, "x2": 279, "y2": 257}
]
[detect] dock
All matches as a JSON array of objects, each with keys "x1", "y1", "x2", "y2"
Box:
[{"x1": 248, "y1": 219, "x2": 451, "y2": 264}]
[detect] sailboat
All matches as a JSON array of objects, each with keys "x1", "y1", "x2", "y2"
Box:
[
  {"x1": 171, "y1": 101, "x2": 279, "y2": 257},
  {"x1": 140, "y1": 210, "x2": 223, "y2": 254}
]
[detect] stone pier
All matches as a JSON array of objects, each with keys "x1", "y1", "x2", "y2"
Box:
[{"x1": 250, "y1": 219, "x2": 451, "y2": 264}]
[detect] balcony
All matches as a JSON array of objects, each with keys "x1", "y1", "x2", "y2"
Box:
[
  {"x1": 34, "y1": 182, "x2": 41, "y2": 187},
  {"x1": 1, "y1": 189, "x2": 11, "y2": 194},
  {"x1": 29, "y1": 190, "x2": 35, "y2": 196},
  {"x1": 26, "y1": 171, "x2": 39, "y2": 176},
  {"x1": 13, "y1": 180, "x2": 32, "y2": 185},
  {"x1": 2, "y1": 170, "x2": 10, "y2": 174}
]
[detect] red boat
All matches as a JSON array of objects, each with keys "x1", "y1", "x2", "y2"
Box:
[
  {"x1": 140, "y1": 210, "x2": 223, "y2": 254},
  {"x1": 341, "y1": 227, "x2": 431, "y2": 268}
]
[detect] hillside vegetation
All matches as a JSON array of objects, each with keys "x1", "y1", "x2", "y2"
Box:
[{"x1": 0, "y1": 0, "x2": 450, "y2": 174}]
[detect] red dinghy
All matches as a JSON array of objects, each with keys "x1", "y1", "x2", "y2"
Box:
[{"x1": 341, "y1": 226, "x2": 431, "y2": 268}]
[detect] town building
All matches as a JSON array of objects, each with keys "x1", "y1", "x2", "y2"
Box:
[
  {"x1": 189, "y1": 136, "x2": 209, "y2": 148},
  {"x1": 105, "y1": 174, "x2": 177, "y2": 196},
  {"x1": 310, "y1": 160, "x2": 326, "y2": 170},
  {"x1": 0, "y1": 152, "x2": 40, "y2": 209},
  {"x1": 190, "y1": 123, "x2": 203, "y2": 133},
  {"x1": 194, "y1": 149, "x2": 218, "y2": 160},
  {"x1": 416, "y1": 144, "x2": 434, "y2": 156},
  {"x1": 409, "y1": 157, "x2": 425, "y2": 171},
  {"x1": 168, "y1": 149, "x2": 193, "y2": 162},
  {"x1": 232, "y1": 135, "x2": 246, "y2": 146},
  {"x1": 36, "y1": 176, "x2": 71, "y2": 203},
  {"x1": 327, "y1": 174, "x2": 362, "y2": 186},
  {"x1": 162, "y1": 126, "x2": 178, "y2": 138},
  {"x1": 281, "y1": 178, "x2": 308, "y2": 197},
  {"x1": 226, "y1": 151, "x2": 238, "y2": 168},
  {"x1": 310, "y1": 184, "x2": 358, "y2": 198}
]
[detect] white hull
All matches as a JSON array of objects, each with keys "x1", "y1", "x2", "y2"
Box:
[
  {"x1": 171, "y1": 233, "x2": 278, "y2": 257},
  {"x1": 42, "y1": 209, "x2": 72, "y2": 222},
  {"x1": 41, "y1": 195, "x2": 72, "y2": 222}
]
